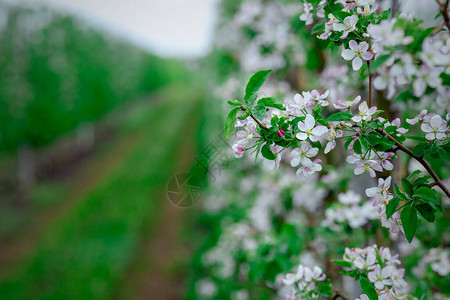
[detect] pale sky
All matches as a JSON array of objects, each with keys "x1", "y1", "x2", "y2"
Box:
[{"x1": 31, "y1": 0, "x2": 218, "y2": 58}]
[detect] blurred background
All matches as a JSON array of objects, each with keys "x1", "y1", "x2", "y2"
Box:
[{"x1": 0, "y1": 0, "x2": 443, "y2": 299}]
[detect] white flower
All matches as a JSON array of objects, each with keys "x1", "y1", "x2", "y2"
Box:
[
  {"x1": 333, "y1": 95, "x2": 361, "y2": 110},
  {"x1": 299, "y1": 2, "x2": 314, "y2": 25},
  {"x1": 232, "y1": 143, "x2": 245, "y2": 158},
  {"x1": 291, "y1": 142, "x2": 319, "y2": 167},
  {"x1": 368, "y1": 265, "x2": 394, "y2": 290},
  {"x1": 338, "y1": 190, "x2": 361, "y2": 205},
  {"x1": 413, "y1": 66, "x2": 442, "y2": 97},
  {"x1": 296, "y1": 114, "x2": 328, "y2": 142},
  {"x1": 296, "y1": 158, "x2": 322, "y2": 177},
  {"x1": 342, "y1": 40, "x2": 374, "y2": 70},
  {"x1": 324, "y1": 126, "x2": 343, "y2": 154},
  {"x1": 346, "y1": 152, "x2": 383, "y2": 177},
  {"x1": 421, "y1": 115, "x2": 448, "y2": 140},
  {"x1": 309, "y1": 89, "x2": 329, "y2": 106},
  {"x1": 351, "y1": 101, "x2": 377, "y2": 122},
  {"x1": 333, "y1": 15, "x2": 358, "y2": 39}
]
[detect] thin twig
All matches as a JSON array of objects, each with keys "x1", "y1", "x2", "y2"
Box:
[
  {"x1": 376, "y1": 127, "x2": 450, "y2": 198},
  {"x1": 436, "y1": 0, "x2": 450, "y2": 31},
  {"x1": 241, "y1": 106, "x2": 269, "y2": 130}
]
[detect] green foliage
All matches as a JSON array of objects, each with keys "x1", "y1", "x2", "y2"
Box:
[
  {"x1": 224, "y1": 107, "x2": 241, "y2": 139},
  {"x1": 244, "y1": 69, "x2": 272, "y2": 106},
  {"x1": 360, "y1": 276, "x2": 379, "y2": 300},
  {"x1": 401, "y1": 205, "x2": 417, "y2": 243},
  {"x1": 326, "y1": 112, "x2": 353, "y2": 122}
]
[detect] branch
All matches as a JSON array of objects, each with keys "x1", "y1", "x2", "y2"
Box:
[
  {"x1": 436, "y1": 0, "x2": 450, "y2": 31},
  {"x1": 330, "y1": 290, "x2": 350, "y2": 300},
  {"x1": 241, "y1": 106, "x2": 269, "y2": 130},
  {"x1": 376, "y1": 127, "x2": 450, "y2": 198}
]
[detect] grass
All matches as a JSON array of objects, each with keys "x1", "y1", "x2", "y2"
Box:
[{"x1": 0, "y1": 86, "x2": 203, "y2": 300}]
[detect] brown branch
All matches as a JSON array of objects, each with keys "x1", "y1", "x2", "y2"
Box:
[
  {"x1": 436, "y1": 0, "x2": 450, "y2": 31},
  {"x1": 376, "y1": 127, "x2": 450, "y2": 198},
  {"x1": 330, "y1": 290, "x2": 349, "y2": 300},
  {"x1": 241, "y1": 106, "x2": 269, "y2": 130}
]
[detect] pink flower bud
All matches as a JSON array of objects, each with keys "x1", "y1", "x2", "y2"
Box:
[{"x1": 277, "y1": 128, "x2": 285, "y2": 137}]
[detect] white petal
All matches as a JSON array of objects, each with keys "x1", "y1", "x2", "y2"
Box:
[
  {"x1": 352, "y1": 57, "x2": 363, "y2": 71},
  {"x1": 362, "y1": 51, "x2": 374, "y2": 60},
  {"x1": 296, "y1": 132, "x2": 308, "y2": 140},
  {"x1": 359, "y1": 42, "x2": 369, "y2": 52},
  {"x1": 312, "y1": 126, "x2": 328, "y2": 136},
  {"x1": 342, "y1": 49, "x2": 355, "y2": 60},
  {"x1": 305, "y1": 114, "x2": 315, "y2": 129},
  {"x1": 349, "y1": 40, "x2": 358, "y2": 51}
]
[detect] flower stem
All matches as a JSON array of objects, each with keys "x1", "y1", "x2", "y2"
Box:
[
  {"x1": 376, "y1": 127, "x2": 450, "y2": 198},
  {"x1": 240, "y1": 106, "x2": 269, "y2": 130}
]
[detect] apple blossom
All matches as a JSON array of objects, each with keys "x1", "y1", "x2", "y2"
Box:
[
  {"x1": 351, "y1": 101, "x2": 377, "y2": 122},
  {"x1": 290, "y1": 142, "x2": 319, "y2": 167},
  {"x1": 421, "y1": 114, "x2": 448, "y2": 140},
  {"x1": 333, "y1": 95, "x2": 361, "y2": 110},
  {"x1": 333, "y1": 15, "x2": 358, "y2": 39},
  {"x1": 296, "y1": 114, "x2": 328, "y2": 142},
  {"x1": 341, "y1": 40, "x2": 374, "y2": 71}
]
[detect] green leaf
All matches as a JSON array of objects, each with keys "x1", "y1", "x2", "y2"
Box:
[
  {"x1": 413, "y1": 142, "x2": 429, "y2": 157},
  {"x1": 244, "y1": 70, "x2": 271, "y2": 106},
  {"x1": 312, "y1": 22, "x2": 325, "y2": 34},
  {"x1": 394, "y1": 183, "x2": 408, "y2": 201},
  {"x1": 402, "y1": 178, "x2": 413, "y2": 196},
  {"x1": 238, "y1": 109, "x2": 251, "y2": 120},
  {"x1": 400, "y1": 205, "x2": 417, "y2": 243},
  {"x1": 326, "y1": 112, "x2": 353, "y2": 122},
  {"x1": 227, "y1": 100, "x2": 242, "y2": 106},
  {"x1": 257, "y1": 97, "x2": 285, "y2": 110},
  {"x1": 407, "y1": 170, "x2": 422, "y2": 181},
  {"x1": 386, "y1": 196, "x2": 400, "y2": 219},
  {"x1": 353, "y1": 139, "x2": 362, "y2": 154},
  {"x1": 360, "y1": 276, "x2": 378, "y2": 300},
  {"x1": 261, "y1": 143, "x2": 276, "y2": 160},
  {"x1": 224, "y1": 107, "x2": 241, "y2": 139},
  {"x1": 332, "y1": 260, "x2": 352, "y2": 268},
  {"x1": 334, "y1": 11, "x2": 351, "y2": 22},
  {"x1": 414, "y1": 187, "x2": 442, "y2": 213},
  {"x1": 252, "y1": 103, "x2": 266, "y2": 121},
  {"x1": 370, "y1": 54, "x2": 391, "y2": 73},
  {"x1": 416, "y1": 203, "x2": 435, "y2": 222}
]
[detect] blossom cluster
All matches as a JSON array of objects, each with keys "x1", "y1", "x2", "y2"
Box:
[
  {"x1": 342, "y1": 245, "x2": 408, "y2": 299},
  {"x1": 282, "y1": 265, "x2": 328, "y2": 300},
  {"x1": 322, "y1": 190, "x2": 378, "y2": 230}
]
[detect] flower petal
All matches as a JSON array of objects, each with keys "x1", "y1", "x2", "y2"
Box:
[
  {"x1": 352, "y1": 56, "x2": 363, "y2": 70},
  {"x1": 342, "y1": 49, "x2": 355, "y2": 60},
  {"x1": 349, "y1": 40, "x2": 358, "y2": 51}
]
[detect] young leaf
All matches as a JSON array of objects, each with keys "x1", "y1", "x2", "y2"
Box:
[
  {"x1": 401, "y1": 178, "x2": 413, "y2": 196},
  {"x1": 332, "y1": 260, "x2": 352, "y2": 268},
  {"x1": 227, "y1": 100, "x2": 242, "y2": 106},
  {"x1": 416, "y1": 203, "x2": 435, "y2": 222},
  {"x1": 257, "y1": 97, "x2": 285, "y2": 110},
  {"x1": 407, "y1": 170, "x2": 422, "y2": 181},
  {"x1": 400, "y1": 205, "x2": 417, "y2": 243},
  {"x1": 244, "y1": 70, "x2": 271, "y2": 106},
  {"x1": 261, "y1": 143, "x2": 276, "y2": 160},
  {"x1": 394, "y1": 183, "x2": 408, "y2": 201},
  {"x1": 386, "y1": 196, "x2": 400, "y2": 219},
  {"x1": 326, "y1": 112, "x2": 353, "y2": 122},
  {"x1": 252, "y1": 103, "x2": 266, "y2": 121},
  {"x1": 360, "y1": 276, "x2": 378, "y2": 300},
  {"x1": 224, "y1": 107, "x2": 241, "y2": 139}
]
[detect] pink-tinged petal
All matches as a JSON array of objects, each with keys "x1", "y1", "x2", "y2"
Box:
[
  {"x1": 366, "y1": 187, "x2": 378, "y2": 197},
  {"x1": 382, "y1": 160, "x2": 393, "y2": 171},
  {"x1": 367, "y1": 106, "x2": 377, "y2": 115},
  {"x1": 351, "y1": 116, "x2": 362, "y2": 122},
  {"x1": 359, "y1": 101, "x2": 368, "y2": 112},
  {"x1": 307, "y1": 148, "x2": 319, "y2": 157},
  {"x1": 340, "y1": 31, "x2": 349, "y2": 39},
  {"x1": 311, "y1": 90, "x2": 320, "y2": 98},
  {"x1": 305, "y1": 114, "x2": 315, "y2": 129},
  {"x1": 362, "y1": 51, "x2": 374, "y2": 60},
  {"x1": 298, "y1": 121, "x2": 307, "y2": 131},
  {"x1": 342, "y1": 49, "x2": 355, "y2": 60},
  {"x1": 430, "y1": 115, "x2": 443, "y2": 128},
  {"x1": 372, "y1": 163, "x2": 383, "y2": 172},
  {"x1": 406, "y1": 118, "x2": 418, "y2": 125},
  {"x1": 385, "y1": 176, "x2": 392, "y2": 188},
  {"x1": 436, "y1": 132, "x2": 446, "y2": 140},
  {"x1": 349, "y1": 40, "x2": 358, "y2": 51},
  {"x1": 420, "y1": 123, "x2": 433, "y2": 133},
  {"x1": 355, "y1": 167, "x2": 365, "y2": 175},
  {"x1": 309, "y1": 135, "x2": 319, "y2": 142},
  {"x1": 291, "y1": 156, "x2": 301, "y2": 167},
  {"x1": 368, "y1": 168, "x2": 376, "y2": 177},
  {"x1": 346, "y1": 156, "x2": 359, "y2": 164},
  {"x1": 296, "y1": 132, "x2": 308, "y2": 140},
  {"x1": 425, "y1": 133, "x2": 435, "y2": 140},
  {"x1": 391, "y1": 118, "x2": 401, "y2": 127},
  {"x1": 324, "y1": 142, "x2": 332, "y2": 154},
  {"x1": 333, "y1": 23, "x2": 345, "y2": 31},
  {"x1": 312, "y1": 126, "x2": 328, "y2": 136},
  {"x1": 359, "y1": 42, "x2": 369, "y2": 52},
  {"x1": 352, "y1": 57, "x2": 363, "y2": 71},
  {"x1": 413, "y1": 78, "x2": 426, "y2": 97}
]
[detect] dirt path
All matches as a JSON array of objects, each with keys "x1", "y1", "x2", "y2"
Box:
[
  {"x1": 0, "y1": 100, "x2": 163, "y2": 279},
  {"x1": 114, "y1": 101, "x2": 201, "y2": 300}
]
